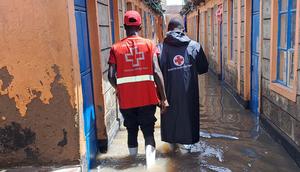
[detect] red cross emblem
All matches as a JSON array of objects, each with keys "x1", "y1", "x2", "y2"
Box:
[
  {"x1": 173, "y1": 55, "x2": 184, "y2": 66},
  {"x1": 125, "y1": 47, "x2": 145, "y2": 67}
]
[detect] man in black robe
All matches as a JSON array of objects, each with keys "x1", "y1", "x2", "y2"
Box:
[{"x1": 159, "y1": 18, "x2": 208, "y2": 148}]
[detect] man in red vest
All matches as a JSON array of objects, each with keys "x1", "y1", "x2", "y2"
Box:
[{"x1": 108, "y1": 10, "x2": 168, "y2": 168}]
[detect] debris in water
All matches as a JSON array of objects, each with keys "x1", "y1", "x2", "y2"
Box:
[
  {"x1": 200, "y1": 131, "x2": 212, "y2": 138},
  {"x1": 202, "y1": 164, "x2": 232, "y2": 172},
  {"x1": 200, "y1": 131, "x2": 239, "y2": 140},
  {"x1": 198, "y1": 141, "x2": 224, "y2": 162}
]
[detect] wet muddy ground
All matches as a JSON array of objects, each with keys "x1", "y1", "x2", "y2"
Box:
[{"x1": 95, "y1": 73, "x2": 300, "y2": 172}]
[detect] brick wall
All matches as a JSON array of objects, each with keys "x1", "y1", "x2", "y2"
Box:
[
  {"x1": 223, "y1": 0, "x2": 238, "y2": 91},
  {"x1": 98, "y1": 0, "x2": 119, "y2": 145},
  {"x1": 187, "y1": 0, "x2": 300, "y2": 162},
  {"x1": 200, "y1": 12, "x2": 206, "y2": 52},
  {"x1": 261, "y1": 0, "x2": 300, "y2": 148},
  {"x1": 207, "y1": 8, "x2": 212, "y2": 58},
  {"x1": 207, "y1": 6, "x2": 221, "y2": 75},
  {"x1": 240, "y1": 0, "x2": 245, "y2": 97},
  {"x1": 187, "y1": 13, "x2": 198, "y2": 41}
]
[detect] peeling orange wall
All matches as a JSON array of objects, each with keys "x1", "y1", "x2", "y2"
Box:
[
  {"x1": 0, "y1": 0, "x2": 81, "y2": 116},
  {"x1": 0, "y1": 0, "x2": 82, "y2": 167},
  {"x1": 0, "y1": 0, "x2": 77, "y2": 116}
]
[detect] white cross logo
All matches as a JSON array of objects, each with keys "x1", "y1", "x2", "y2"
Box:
[{"x1": 125, "y1": 47, "x2": 145, "y2": 67}]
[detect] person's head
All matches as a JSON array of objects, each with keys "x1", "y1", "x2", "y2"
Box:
[
  {"x1": 167, "y1": 18, "x2": 184, "y2": 32},
  {"x1": 124, "y1": 10, "x2": 142, "y2": 35}
]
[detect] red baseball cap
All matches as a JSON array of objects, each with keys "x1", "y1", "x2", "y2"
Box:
[{"x1": 124, "y1": 10, "x2": 142, "y2": 26}]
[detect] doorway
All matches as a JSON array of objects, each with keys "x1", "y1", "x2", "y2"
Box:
[
  {"x1": 250, "y1": 0, "x2": 260, "y2": 114},
  {"x1": 74, "y1": 0, "x2": 97, "y2": 168}
]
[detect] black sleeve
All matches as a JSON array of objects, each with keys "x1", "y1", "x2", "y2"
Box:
[{"x1": 196, "y1": 45, "x2": 209, "y2": 75}]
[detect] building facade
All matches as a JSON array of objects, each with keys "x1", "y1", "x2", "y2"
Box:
[
  {"x1": 165, "y1": 5, "x2": 184, "y2": 29},
  {"x1": 0, "y1": 0, "x2": 163, "y2": 170},
  {"x1": 186, "y1": 0, "x2": 300, "y2": 166}
]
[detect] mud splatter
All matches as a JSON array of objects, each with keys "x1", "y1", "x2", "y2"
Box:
[
  {"x1": 57, "y1": 129, "x2": 68, "y2": 147},
  {"x1": 0, "y1": 64, "x2": 79, "y2": 167},
  {"x1": 0, "y1": 122, "x2": 36, "y2": 154},
  {"x1": 24, "y1": 147, "x2": 39, "y2": 160},
  {"x1": 201, "y1": 164, "x2": 232, "y2": 172},
  {"x1": 0, "y1": 66, "x2": 14, "y2": 91}
]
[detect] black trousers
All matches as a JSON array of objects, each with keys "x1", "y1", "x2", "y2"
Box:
[{"x1": 120, "y1": 105, "x2": 157, "y2": 148}]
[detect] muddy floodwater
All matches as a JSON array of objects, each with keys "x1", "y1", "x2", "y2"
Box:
[{"x1": 95, "y1": 73, "x2": 299, "y2": 172}]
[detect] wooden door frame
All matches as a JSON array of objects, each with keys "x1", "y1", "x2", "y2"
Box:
[
  {"x1": 244, "y1": 0, "x2": 252, "y2": 101},
  {"x1": 86, "y1": 0, "x2": 107, "y2": 144}
]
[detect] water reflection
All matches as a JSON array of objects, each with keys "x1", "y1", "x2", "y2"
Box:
[{"x1": 94, "y1": 73, "x2": 299, "y2": 172}]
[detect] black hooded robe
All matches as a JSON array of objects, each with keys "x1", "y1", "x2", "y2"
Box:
[{"x1": 160, "y1": 31, "x2": 208, "y2": 144}]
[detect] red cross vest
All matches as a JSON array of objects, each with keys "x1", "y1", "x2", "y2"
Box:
[{"x1": 109, "y1": 36, "x2": 159, "y2": 109}]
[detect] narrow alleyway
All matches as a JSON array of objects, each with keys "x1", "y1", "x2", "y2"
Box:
[
  {"x1": 94, "y1": 72, "x2": 299, "y2": 172},
  {"x1": 1, "y1": 0, "x2": 300, "y2": 171}
]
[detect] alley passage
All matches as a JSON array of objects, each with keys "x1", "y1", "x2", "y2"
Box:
[{"x1": 94, "y1": 73, "x2": 300, "y2": 172}]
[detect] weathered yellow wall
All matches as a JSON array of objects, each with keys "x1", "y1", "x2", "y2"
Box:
[{"x1": 0, "y1": 0, "x2": 81, "y2": 167}]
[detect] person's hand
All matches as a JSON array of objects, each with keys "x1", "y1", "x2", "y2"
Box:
[{"x1": 160, "y1": 99, "x2": 169, "y2": 114}]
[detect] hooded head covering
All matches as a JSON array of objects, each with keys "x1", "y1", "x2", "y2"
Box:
[
  {"x1": 164, "y1": 18, "x2": 190, "y2": 47},
  {"x1": 164, "y1": 31, "x2": 191, "y2": 47},
  {"x1": 167, "y1": 18, "x2": 184, "y2": 31}
]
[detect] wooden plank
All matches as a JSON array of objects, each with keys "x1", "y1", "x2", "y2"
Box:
[
  {"x1": 197, "y1": 9, "x2": 200, "y2": 42},
  {"x1": 269, "y1": 0, "x2": 278, "y2": 84},
  {"x1": 258, "y1": 0, "x2": 263, "y2": 111},
  {"x1": 210, "y1": 7, "x2": 214, "y2": 56},
  {"x1": 87, "y1": 0, "x2": 106, "y2": 140},
  {"x1": 218, "y1": 11, "x2": 221, "y2": 74},
  {"x1": 244, "y1": 0, "x2": 251, "y2": 100},
  {"x1": 126, "y1": 1, "x2": 133, "y2": 10},
  {"x1": 204, "y1": 11, "x2": 208, "y2": 54},
  {"x1": 227, "y1": 0, "x2": 231, "y2": 65},
  {"x1": 294, "y1": 0, "x2": 300, "y2": 96},
  {"x1": 237, "y1": 0, "x2": 241, "y2": 94},
  {"x1": 113, "y1": 0, "x2": 120, "y2": 42},
  {"x1": 67, "y1": 0, "x2": 86, "y2": 163}
]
